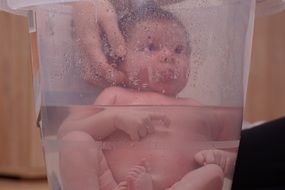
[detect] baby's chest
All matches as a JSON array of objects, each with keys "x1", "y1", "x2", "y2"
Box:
[{"x1": 116, "y1": 91, "x2": 172, "y2": 105}]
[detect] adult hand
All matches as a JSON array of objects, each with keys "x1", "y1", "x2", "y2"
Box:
[
  {"x1": 73, "y1": 0, "x2": 189, "y2": 88},
  {"x1": 73, "y1": 0, "x2": 128, "y2": 87}
]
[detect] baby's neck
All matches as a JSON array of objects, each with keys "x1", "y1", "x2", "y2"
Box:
[{"x1": 127, "y1": 86, "x2": 178, "y2": 98}]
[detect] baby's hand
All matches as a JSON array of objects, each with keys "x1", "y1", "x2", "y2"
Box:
[{"x1": 114, "y1": 111, "x2": 170, "y2": 141}]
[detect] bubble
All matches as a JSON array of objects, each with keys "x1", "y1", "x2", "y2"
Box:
[
  {"x1": 132, "y1": 79, "x2": 139, "y2": 87},
  {"x1": 78, "y1": 58, "x2": 83, "y2": 65},
  {"x1": 142, "y1": 83, "x2": 149, "y2": 88}
]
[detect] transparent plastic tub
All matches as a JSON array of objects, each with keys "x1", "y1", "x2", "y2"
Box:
[{"x1": 0, "y1": 0, "x2": 268, "y2": 189}]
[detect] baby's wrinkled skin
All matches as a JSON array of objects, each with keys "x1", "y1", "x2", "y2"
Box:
[
  {"x1": 59, "y1": 18, "x2": 240, "y2": 190},
  {"x1": 96, "y1": 87, "x2": 222, "y2": 190}
]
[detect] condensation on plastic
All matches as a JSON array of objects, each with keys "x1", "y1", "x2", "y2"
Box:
[
  {"x1": 2, "y1": 0, "x2": 261, "y2": 105},
  {"x1": 0, "y1": 0, "x2": 250, "y2": 9},
  {"x1": 0, "y1": 0, "x2": 27, "y2": 15},
  {"x1": 32, "y1": 0, "x2": 255, "y2": 107},
  {"x1": 0, "y1": 0, "x2": 85, "y2": 16},
  {"x1": 6, "y1": 0, "x2": 79, "y2": 9},
  {"x1": 162, "y1": 0, "x2": 255, "y2": 106},
  {"x1": 256, "y1": 0, "x2": 285, "y2": 17},
  {"x1": 1, "y1": 0, "x2": 285, "y2": 14}
]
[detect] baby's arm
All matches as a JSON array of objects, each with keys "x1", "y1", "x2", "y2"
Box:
[
  {"x1": 194, "y1": 107, "x2": 241, "y2": 178},
  {"x1": 214, "y1": 107, "x2": 243, "y2": 141},
  {"x1": 59, "y1": 87, "x2": 169, "y2": 141},
  {"x1": 58, "y1": 88, "x2": 120, "y2": 140}
]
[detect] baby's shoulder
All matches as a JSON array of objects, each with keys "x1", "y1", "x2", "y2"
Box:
[
  {"x1": 101, "y1": 86, "x2": 129, "y2": 94},
  {"x1": 94, "y1": 87, "x2": 133, "y2": 105},
  {"x1": 176, "y1": 97, "x2": 202, "y2": 106}
]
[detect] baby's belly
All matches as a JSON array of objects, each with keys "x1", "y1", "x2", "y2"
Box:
[{"x1": 103, "y1": 131, "x2": 201, "y2": 190}]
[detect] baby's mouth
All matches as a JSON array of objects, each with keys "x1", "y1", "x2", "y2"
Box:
[{"x1": 156, "y1": 69, "x2": 179, "y2": 82}]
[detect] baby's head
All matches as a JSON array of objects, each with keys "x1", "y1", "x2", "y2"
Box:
[{"x1": 119, "y1": 5, "x2": 191, "y2": 96}]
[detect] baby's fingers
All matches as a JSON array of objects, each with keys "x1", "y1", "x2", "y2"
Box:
[
  {"x1": 149, "y1": 113, "x2": 171, "y2": 128},
  {"x1": 143, "y1": 118, "x2": 155, "y2": 134},
  {"x1": 138, "y1": 123, "x2": 148, "y2": 139},
  {"x1": 195, "y1": 150, "x2": 216, "y2": 165},
  {"x1": 129, "y1": 130, "x2": 140, "y2": 141},
  {"x1": 162, "y1": 116, "x2": 171, "y2": 127},
  {"x1": 114, "y1": 181, "x2": 128, "y2": 190}
]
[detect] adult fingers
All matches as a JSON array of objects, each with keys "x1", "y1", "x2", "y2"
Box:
[
  {"x1": 97, "y1": 0, "x2": 126, "y2": 57},
  {"x1": 73, "y1": 2, "x2": 108, "y2": 84},
  {"x1": 103, "y1": 65, "x2": 128, "y2": 85},
  {"x1": 73, "y1": 2, "x2": 127, "y2": 86},
  {"x1": 83, "y1": 31, "x2": 127, "y2": 85}
]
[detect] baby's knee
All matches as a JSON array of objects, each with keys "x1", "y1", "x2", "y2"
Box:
[
  {"x1": 59, "y1": 131, "x2": 103, "y2": 163},
  {"x1": 60, "y1": 131, "x2": 100, "y2": 152}
]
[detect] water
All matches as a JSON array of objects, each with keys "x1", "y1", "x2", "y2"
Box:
[{"x1": 41, "y1": 105, "x2": 242, "y2": 190}]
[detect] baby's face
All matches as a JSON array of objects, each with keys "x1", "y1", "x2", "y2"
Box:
[{"x1": 121, "y1": 20, "x2": 191, "y2": 96}]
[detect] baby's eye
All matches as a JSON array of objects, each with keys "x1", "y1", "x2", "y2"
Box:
[
  {"x1": 147, "y1": 43, "x2": 157, "y2": 51},
  {"x1": 174, "y1": 45, "x2": 184, "y2": 54}
]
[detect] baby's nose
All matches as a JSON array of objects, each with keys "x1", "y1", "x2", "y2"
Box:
[{"x1": 159, "y1": 48, "x2": 175, "y2": 64}]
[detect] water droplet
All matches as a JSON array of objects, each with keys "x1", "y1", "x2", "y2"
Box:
[{"x1": 142, "y1": 83, "x2": 148, "y2": 88}]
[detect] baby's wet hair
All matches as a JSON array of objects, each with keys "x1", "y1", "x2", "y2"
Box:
[{"x1": 119, "y1": 3, "x2": 187, "y2": 41}]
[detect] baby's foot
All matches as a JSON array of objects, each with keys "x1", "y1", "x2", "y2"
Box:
[
  {"x1": 194, "y1": 149, "x2": 237, "y2": 177},
  {"x1": 127, "y1": 165, "x2": 153, "y2": 190},
  {"x1": 113, "y1": 181, "x2": 128, "y2": 190}
]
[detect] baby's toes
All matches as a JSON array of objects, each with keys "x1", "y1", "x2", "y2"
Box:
[
  {"x1": 138, "y1": 126, "x2": 148, "y2": 138},
  {"x1": 114, "y1": 181, "x2": 127, "y2": 190},
  {"x1": 127, "y1": 167, "x2": 141, "y2": 182},
  {"x1": 195, "y1": 150, "x2": 217, "y2": 165},
  {"x1": 135, "y1": 165, "x2": 146, "y2": 174},
  {"x1": 128, "y1": 165, "x2": 145, "y2": 177}
]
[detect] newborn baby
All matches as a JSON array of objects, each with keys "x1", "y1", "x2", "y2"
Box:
[{"x1": 59, "y1": 5, "x2": 240, "y2": 190}]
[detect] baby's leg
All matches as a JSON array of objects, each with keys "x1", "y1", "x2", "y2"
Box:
[
  {"x1": 59, "y1": 131, "x2": 120, "y2": 190},
  {"x1": 167, "y1": 164, "x2": 224, "y2": 190},
  {"x1": 127, "y1": 164, "x2": 153, "y2": 190},
  {"x1": 195, "y1": 149, "x2": 237, "y2": 178}
]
